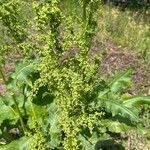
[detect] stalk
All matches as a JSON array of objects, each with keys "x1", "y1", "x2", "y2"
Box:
[
  {"x1": 83, "y1": 0, "x2": 87, "y2": 24},
  {"x1": 0, "y1": 68, "x2": 27, "y2": 134},
  {"x1": 12, "y1": 94, "x2": 27, "y2": 133}
]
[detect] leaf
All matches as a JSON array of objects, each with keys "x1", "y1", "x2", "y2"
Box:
[
  {"x1": 91, "y1": 69, "x2": 133, "y2": 100},
  {"x1": 11, "y1": 60, "x2": 38, "y2": 87},
  {"x1": 49, "y1": 132, "x2": 61, "y2": 148},
  {"x1": 108, "y1": 68, "x2": 132, "y2": 93},
  {"x1": 101, "y1": 119, "x2": 131, "y2": 133},
  {"x1": 25, "y1": 102, "x2": 47, "y2": 129},
  {"x1": 0, "y1": 136, "x2": 31, "y2": 150},
  {"x1": 136, "y1": 127, "x2": 150, "y2": 135},
  {"x1": 79, "y1": 133, "x2": 99, "y2": 150},
  {"x1": 92, "y1": 80, "x2": 108, "y2": 95},
  {"x1": 123, "y1": 96, "x2": 150, "y2": 107},
  {"x1": 25, "y1": 100, "x2": 61, "y2": 148},
  {"x1": 47, "y1": 104, "x2": 62, "y2": 148},
  {"x1": 0, "y1": 97, "x2": 19, "y2": 125},
  {"x1": 97, "y1": 97, "x2": 139, "y2": 122}
]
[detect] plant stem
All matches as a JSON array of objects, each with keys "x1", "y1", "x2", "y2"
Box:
[
  {"x1": 0, "y1": 68, "x2": 27, "y2": 134},
  {"x1": 83, "y1": 0, "x2": 87, "y2": 24},
  {"x1": 12, "y1": 94, "x2": 27, "y2": 133}
]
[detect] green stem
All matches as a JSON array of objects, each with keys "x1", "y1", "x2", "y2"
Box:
[
  {"x1": 12, "y1": 94, "x2": 27, "y2": 133},
  {"x1": 0, "y1": 68, "x2": 27, "y2": 134},
  {"x1": 83, "y1": 0, "x2": 87, "y2": 24}
]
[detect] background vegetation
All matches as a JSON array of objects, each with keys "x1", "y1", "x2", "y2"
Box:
[{"x1": 0, "y1": 0, "x2": 149, "y2": 150}]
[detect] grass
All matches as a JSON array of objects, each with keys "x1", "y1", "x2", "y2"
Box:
[{"x1": 97, "y1": 5, "x2": 150, "y2": 61}]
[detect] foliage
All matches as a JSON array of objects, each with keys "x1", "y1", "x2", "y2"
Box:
[
  {"x1": 0, "y1": 0, "x2": 29, "y2": 66},
  {"x1": 97, "y1": 5, "x2": 150, "y2": 60},
  {"x1": 0, "y1": 0, "x2": 150, "y2": 150}
]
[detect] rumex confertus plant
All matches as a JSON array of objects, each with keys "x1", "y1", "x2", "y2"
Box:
[{"x1": 0, "y1": 0, "x2": 150, "y2": 150}]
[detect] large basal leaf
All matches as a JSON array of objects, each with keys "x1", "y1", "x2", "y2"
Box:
[
  {"x1": 0, "y1": 97, "x2": 19, "y2": 125},
  {"x1": 11, "y1": 60, "x2": 39, "y2": 87},
  {"x1": 91, "y1": 69, "x2": 133, "y2": 100},
  {"x1": 123, "y1": 96, "x2": 150, "y2": 108},
  {"x1": 0, "y1": 136, "x2": 31, "y2": 150},
  {"x1": 79, "y1": 132, "x2": 113, "y2": 150},
  {"x1": 25, "y1": 100, "x2": 61, "y2": 148},
  {"x1": 48, "y1": 132, "x2": 61, "y2": 149},
  {"x1": 47, "y1": 104, "x2": 62, "y2": 148},
  {"x1": 79, "y1": 132, "x2": 100, "y2": 150},
  {"x1": 108, "y1": 68, "x2": 132, "y2": 93},
  {"x1": 25, "y1": 101, "x2": 47, "y2": 129},
  {"x1": 101, "y1": 119, "x2": 131, "y2": 133},
  {"x1": 102, "y1": 119, "x2": 150, "y2": 135},
  {"x1": 97, "y1": 97, "x2": 139, "y2": 122}
]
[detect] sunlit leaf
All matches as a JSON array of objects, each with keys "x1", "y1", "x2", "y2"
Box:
[
  {"x1": 97, "y1": 97, "x2": 139, "y2": 122},
  {"x1": 0, "y1": 136, "x2": 31, "y2": 150},
  {"x1": 108, "y1": 68, "x2": 132, "y2": 93},
  {"x1": 123, "y1": 96, "x2": 150, "y2": 107}
]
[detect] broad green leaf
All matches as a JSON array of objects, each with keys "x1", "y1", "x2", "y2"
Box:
[
  {"x1": 0, "y1": 136, "x2": 31, "y2": 150},
  {"x1": 108, "y1": 68, "x2": 132, "y2": 93},
  {"x1": 97, "y1": 97, "x2": 139, "y2": 122},
  {"x1": 49, "y1": 132, "x2": 61, "y2": 148},
  {"x1": 92, "y1": 69, "x2": 133, "y2": 100},
  {"x1": 123, "y1": 96, "x2": 150, "y2": 107},
  {"x1": 0, "y1": 97, "x2": 19, "y2": 125},
  {"x1": 101, "y1": 119, "x2": 131, "y2": 133},
  {"x1": 25, "y1": 100, "x2": 61, "y2": 148},
  {"x1": 97, "y1": 89, "x2": 109, "y2": 98},
  {"x1": 25, "y1": 102, "x2": 47, "y2": 129},
  {"x1": 11, "y1": 60, "x2": 38, "y2": 87},
  {"x1": 47, "y1": 104, "x2": 61, "y2": 148},
  {"x1": 79, "y1": 132, "x2": 110, "y2": 150},
  {"x1": 79, "y1": 133, "x2": 99, "y2": 150},
  {"x1": 136, "y1": 127, "x2": 150, "y2": 135}
]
